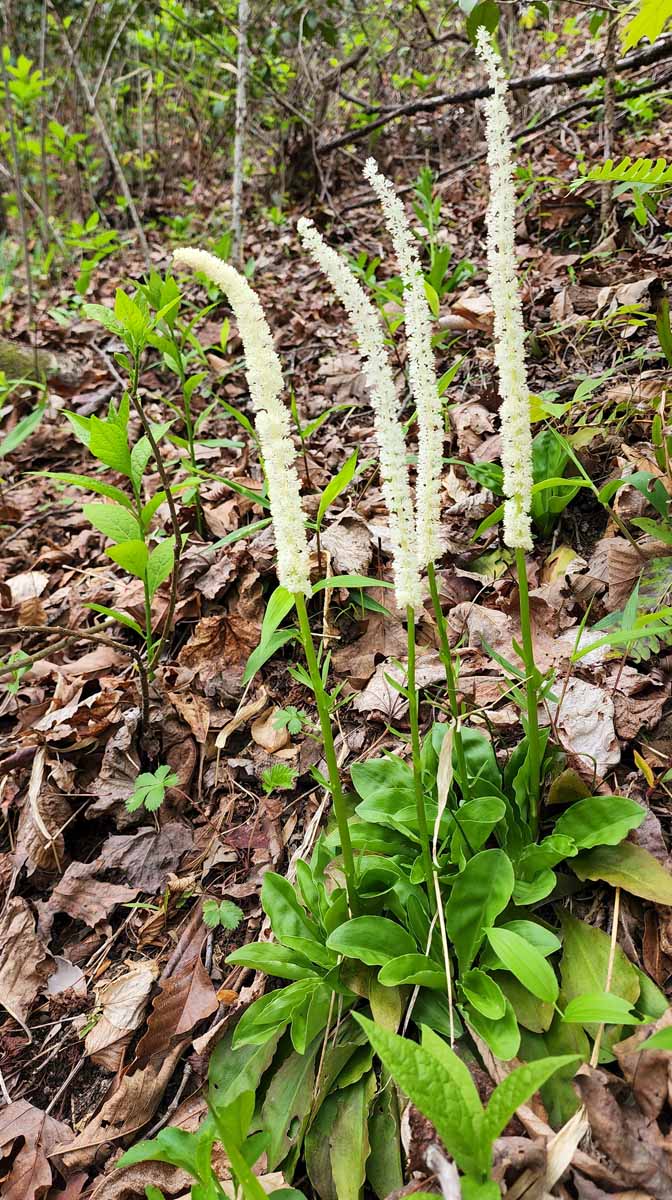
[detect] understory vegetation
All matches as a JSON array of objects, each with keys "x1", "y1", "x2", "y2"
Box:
[{"x1": 1, "y1": 2, "x2": 672, "y2": 1199}]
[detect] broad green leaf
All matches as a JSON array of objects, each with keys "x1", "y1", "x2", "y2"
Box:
[
  {"x1": 494, "y1": 973, "x2": 554, "y2": 1034},
  {"x1": 461, "y1": 968, "x2": 506, "y2": 1019},
  {"x1": 464, "y1": 997, "x2": 520, "y2": 1060},
  {"x1": 482, "y1": 1055, "x2": 578, "y2": 1144},
  {"x1": 208, "y1": 1028, "x2": 282, "y2": 1112},
  {"x1": 571, "y1": 842, "x2": 672, "y2": 903},
  {"x1": 326, "y1": 916, "x2": 415, "y2": 966},
  {"x1": 559, "y1": 915, "x2": 639, "y2": 1035},
  {"x1": 116, "y1": 1126, "x2": 201, "y2": 1178},
  {"x1": 312, "y1": 574, "x2": 392, "y2": 594},
  {"x1": 232, "y1": 980, "x2": 319, "y2": 1047},
  {"x1": 498, "y1": 921, "x2": 561, "y2": 959},
  {"x1": 453, "y1": 796, "x2": 506, "y2": 851},
  {"x1": 83, "y1": 502, "x2": 141, "y2": 544},
  {"x1": 421, "y1": 1025, "x2": 483, "y2": 1128},
  {"x1": 261, "y1": 872, "x2": 335, "y2": 968},
  {"x1": 563, "y1": 992, "x2": 641, "y2": 1025},
  {"x1": 553, "y1": 795, "x2": 645, "y2": 850},
  {"x1": 484, "y1": 928, "x2": 559, "y2": 1004},
  {"x1": 306, "y1": 1072, "x2": 375, "y2": 1200},
  {"x1": 637, "y1": 1025, "x2": 672, "y2": 1052},
  {"x1": 42, "y1": 470, "x2": 133, "y2": 508},
  {"x1": 1, "y1": 404, "x2": 44, "y2": 458},
  {"x1": 366, "y1": 1080, "x2": 403, "y2": 1199},
  {"x1": 622, "y1": 0, "x2": 672, "y2": 51},
  {"x1": 261, "y1": 1035, "x2": 321, "y2": 1168},
  {"x1": 354, "y1": 1014, "x2": 487, "y2": 1177},
  {"x1": 130, "y1": 435, "x2": 153, "y2": 489},
  {"x1": 85, "y1": 603, "x2": 143, "y2": 636},
  {"x1": 106, "y1": 538, "x2": 149, "y2": 579},
  {"x1": 444, "y1": 849, "x2": 514, "y2": 971},
  {"x1": 317, "y1": 450, "x2": 358, "y2": 527},
  {"x1": 81, "y1": 301, "x2": 123, "y2": 336},
  {"x1": 243, "y1": 629, "x2": 295, "y2": 684},
  {"x1": 378, "y1": 953, "x2": 446, "y2": 989},
  {"x1": 226, "y1": 941, "x2": 320, "y2": 982},
  {"x1": 146, "y1": 538, "x2": 175, "y2": 600},
  {"x1": 88, "y1": 415, "x2": 133, "y2": 477}
]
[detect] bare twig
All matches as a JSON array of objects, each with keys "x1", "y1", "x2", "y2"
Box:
[
  {"x1": 319, "y1": 33, "x2": 672, "y2": 154},
  {"x1": 0, "y1": 623, "x2": 150, "y2": 732},
  {"x1": 47, "y1": 0, "x2": 150, "y2": 267}
]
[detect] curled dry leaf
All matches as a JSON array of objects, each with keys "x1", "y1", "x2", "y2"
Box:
[
  {"x1": 0, "y1": 1099, "x2": 73, "y2": 1200},
  {"x1": 574, "y1": 1066, "x2": 672, "y2": 1199},
  {"x1": 85, "y1": 960, "x2": 159, "y2": 1071},
  {"x1": 614, "y1": 1009, "x2": 672, "y2": 1120},
  {"x1": 89, "y1": 1160, "x2": 193, "y2": 1199},
  {"x1": 216, "y1": 687, "x2": 268, "y2": 750},
  {"x1": 96, "y1": 822, "x2": 193, "y2": 892},
  {"x1": 15, "y1": 747, "x2": 71, "y2": 874},
  {"x1": 251, "y1": 707, "x2": 291, "y2": 753},
  {"x1": 0, "y1": 896, "x2": 53, "y2": 1036},
  {"x1": 39, "y1": 859, "x2": 138, "y2": 936}
]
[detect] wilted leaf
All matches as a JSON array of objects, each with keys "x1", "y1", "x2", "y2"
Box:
[
  {"x1": 0, "y1": 1100, "x2": 73, "y2": 1200},
  {"x1": 0, "y1": 897, "x2": 53, "y2": 1035}
]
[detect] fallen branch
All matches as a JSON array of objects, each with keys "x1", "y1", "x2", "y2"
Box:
[{"x1": 318, "y1": 33, "x2": 672, "y2": 154}]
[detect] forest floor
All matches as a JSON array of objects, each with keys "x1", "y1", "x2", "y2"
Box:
[{"x1": 2, "y1": 55, "x2": 672, "y2": 1200}]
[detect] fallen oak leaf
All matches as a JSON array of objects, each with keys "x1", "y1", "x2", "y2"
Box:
[
  {"x1": 0, "y1": 897, "x2": 53, "y2": 1038},
  {"x1": 0, "y1": 1099, "x2": 73, "y2": 1200}
]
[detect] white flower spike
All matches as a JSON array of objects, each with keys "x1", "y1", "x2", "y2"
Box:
[
  {"x1": 173, "y1": 247, "x2": 311, "y2": 595},
  {"x1": 297, "y1": 218, "x2": 422, "y2": 610},
  {"x1": 363, "y1": 159, "x2": 444, "y2": 570},
  {"x1": 475, "y1": 29, "x2": 533, "y2": 551}
]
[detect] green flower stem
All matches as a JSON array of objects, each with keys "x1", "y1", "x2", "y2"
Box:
[
  {"x1": 406, "y1": 604, "x2": 435, "y2": 911},
  {"x1": 294, "y1": 592, "x2": 358, "y2": 915},
  {"x1": 515, "y1": 546, "x2": 541, "y2": 836},
  {"x1": 427, "y1": 561, "x2": 471, "y2": 802}
]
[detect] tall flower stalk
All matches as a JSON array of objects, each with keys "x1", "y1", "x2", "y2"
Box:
[
  {"x1": 475, "y1": 30, "x2": 541, "y2": 825},
  {"x1": 173, "y1": 247, "x2": 358, "y2": 911},
  {"x1": 297, "y1": 218, "x2": 434, "y2": 899},
  {"x1": 362, "y1": 163, "x2": 472, "y2": 806}
]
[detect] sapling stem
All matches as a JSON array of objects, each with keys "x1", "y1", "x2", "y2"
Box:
[
  {"x1": 515, "y1": 546, "x2": 541, "y2": 835},
  {"x1": 294, "y1": 592, "x2": 358, "y2": 915},
  {"x1": 406, "y1": 605, "x2": 435, "y2": 910},
  {"x1": 427, "y1": 561, "x2": 471, "y2": 802}
]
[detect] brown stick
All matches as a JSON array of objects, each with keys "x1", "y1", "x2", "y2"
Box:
[
  {"x1": 0, "y1": 623, "x2": 151, "y2": 732},
  {"x1": 600, "y1": 14, "x2": 619, "y2": 227},
  {"x1": 318, "y1": 33, "x2": 672, "y2": 154}
]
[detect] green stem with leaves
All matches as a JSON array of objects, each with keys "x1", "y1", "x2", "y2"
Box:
[
  {"x1": 515, "y1": 546, "x2": 541, "y2": 836},
  {"x1": 294, "y1": 592, "x2": 358, "y2": 915},
  {"x1": 427, "y1": 561, "x2": 471, "y2": 802},
  {"x1": 406, "y1": 605, "x2": 435, "y2": 910}
]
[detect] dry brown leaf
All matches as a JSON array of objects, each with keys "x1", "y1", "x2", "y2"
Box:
[
  {"x1": 216, "y1": 687, "x2": 267, "y2": 750},
  {"x1": 85, "y1": 960, "x2": 159, "y2": 1071},
  {"x1": 6, "y1": 569, "x2": 49, "y2": 604},
  {"x1": 178, "y1": 613, "x2": 261, "y2": 695},
  {"x1": 614, "y1": 1010, "x2": 672, "y2": 1120},
  {"x1": 575, "y1": 1067, "x2": 672, "y2": 1198},
  {"x1": 550, "y1": 678, "x2": 620, "y2": 780},
  {"x1": 0, "y1": 897, "x2": 53, "y2": 1036},
  {"x1": 54, "y1": 1041, "x2": 185, "y2": 1171},
  {"x1": 251, "y1": 707, "x2": 291, "y2": 753},
  {"x1": 15, "y1": 747, "x2": 71, "y2": 874},
  {"x1": 96, "y1": 823, "x2": 193, "y2": 891},
  {"x1": 168, "y1": 690, "x2": 212, "y2": 745},
  {"x1": 86, "y1": 711, "x2": 141, "y2": 826},
  {"x1": 90, "y1": 1160, "x2": 193, "y2": 1199},
  {"x1": 332, "y1": 610, "x2": 406, "y2": 684},
  {"x1": 40, "y1": 860, "x2": 138, "y2": 933},
  {"x1": 320, "y1": 512, "x2": 372, "y2": 576},
  {"x1": 134, "y1": 910, "x2": 217, "y2": 1066},
  {"x1": 0, "y1": 1099, "x2": 73, "y2": 1200}
]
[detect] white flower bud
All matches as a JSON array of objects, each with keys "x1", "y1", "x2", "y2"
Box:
[
  {"x1": 297, "y1": 219, "x2": 422, "y2": 610},
  {"x1": 363, "y1": 159, "x2": 445, "y2": 570},
  {"x1": 475, "y1": 30, "x2": 533, "y2": 551},
  {"x1": 173, "y1": 247, "x2": 311, "y2": 595}
]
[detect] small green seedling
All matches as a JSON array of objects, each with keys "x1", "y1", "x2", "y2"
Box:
[
  {"x1": 261, "y1": 763, "x2": 297, "y2": 795},
  {"x1": 273, "y1": 706, "x2": 308, "y2": 735},
  {"x1": 126, "y1": 764, "x2": 179, "y2": 813},
  {"x1": 202, "y1": 898, "x2": 244, "y2": 931}
]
